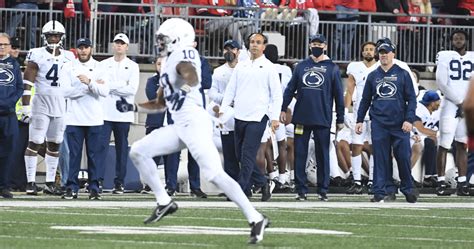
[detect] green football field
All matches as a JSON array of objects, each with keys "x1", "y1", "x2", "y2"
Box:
[{"x1": 1, "y1": 193, "x2": 474, "y2": 249}]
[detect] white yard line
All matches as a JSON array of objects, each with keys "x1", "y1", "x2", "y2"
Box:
[{"x1": 1, "y1": 200, "x2": 474, "y2": 209}]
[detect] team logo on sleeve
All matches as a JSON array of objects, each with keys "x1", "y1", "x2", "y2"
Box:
[
  {"x1": 0, "y1": 68, "x2": 14, "y2": 86},
  {"x1": 376, "y1": 78, "x2": 397, "y2": 98},
  {"x1": 302, "y1": 70, "x2": 324, "y2": 88}
]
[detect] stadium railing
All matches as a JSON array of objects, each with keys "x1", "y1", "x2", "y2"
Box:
[{"x1": 1, "y1": 2, "x2": 473, "y2": 66}]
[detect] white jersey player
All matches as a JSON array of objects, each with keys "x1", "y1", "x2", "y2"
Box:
[
  {"x1": 344, "y1": 41, "x2": 377, "y2": 194},
  {"x1": 435, "y1": 30, "x2": 474, "y2": 196},
  {"x1": 20, "y1": 20, "x2": 76, "y2": 195},
  {"x1": 115, "y1": 18, "x2": 269, "y2": 244}
]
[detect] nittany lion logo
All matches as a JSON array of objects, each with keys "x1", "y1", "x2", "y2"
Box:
[
  {"x1": 302, "y1": 71, "x2": 324, "y2": 88},
  {"x1": 0, "y1": 68, "x2": 14, "y2": 86},
  {"x1": 376, "y1": 80, "x2": 397, "y2": 98}
]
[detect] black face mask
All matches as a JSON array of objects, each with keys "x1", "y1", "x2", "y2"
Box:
[
  {"x1": 224, "y1": 52, "x2": 236, "y2": 62},
  {"x1": 311, "y1": 47, "x2": 324, "y2": 57}
]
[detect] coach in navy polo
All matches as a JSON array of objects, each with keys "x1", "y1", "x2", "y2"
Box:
[
  {"x1": 355, "y1": 42, "x2": 417, "y2": 203},
  {"x1": 280, "y1": 34, "x2": 345, "y2": 201}
]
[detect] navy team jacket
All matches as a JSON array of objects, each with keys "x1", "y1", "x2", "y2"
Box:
[
  {"x1": 282, "y1": 57, "x2": 344, "y2": 127},
  {"x1": 0, "y1": 56, "x2": 23, "y2": 115},
  {"x1": 357, "y1": 64, "x2": 417, "y2": 127}
]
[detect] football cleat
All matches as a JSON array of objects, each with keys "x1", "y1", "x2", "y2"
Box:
[
  {"x1": 346, "y1": 183, "x2": 364, "y2": 194},
  {"x1": 144, "y1": 200, "x2": 178, "y2": 224},
  {"x1": 295, "y1": 193, "x2": 307, "y2": 201},
  {"x1": 436, "y1": 181, "x2": 451, "y2": 196},
  {"x1": 62, "y1": 188, "x2": 78, "y2": 200},
  {"x1": 26, "y1": 182, "x2": 38, "y2": 196},
  {"x1": 384, "y1": 193, "x2": 397, "y2": 202},
  {"x1": 456, "y1": 184, "x2": 470, "y2": 196},
  {"x1": 112, "y1": 183, "x2": 124, "y2": 194},
  {"x1": 190, "y1": 188, "x2": 208, "y2": 198},
  {"x1": 248, "y1": 215, "x2": 270, "y2": 244},
  {"x1": 318, "y1": 193, "x2": 328, "y2": 202}
]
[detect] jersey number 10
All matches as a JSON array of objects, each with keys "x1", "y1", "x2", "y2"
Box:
[
  {"x1": 449, "y1": 60, "x2": 473, "y2": 81},
  {"x1": 46, "y1": 64, "x2": 59, "y2": 87}
]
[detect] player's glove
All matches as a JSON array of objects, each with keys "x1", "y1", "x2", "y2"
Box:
[
  {"x1": 116, "y1": 97, "x2": 136, "y2": 112},
  {"x1": 165, "y1": 85, "x2": 190, "y2": 111},
  {"x1": 455, "y1": 104, "x2": 464, "y2": 118},
  {"x1": 19, "y1": 105, "x2": 31, "y2": 123}
]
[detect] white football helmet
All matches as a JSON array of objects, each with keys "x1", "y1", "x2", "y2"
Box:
[
  {"x1": 155, "y1": 18, "x2": 195, "y2": 57},
  {"x1": 41, "y1": 20, "x2": 66, "y2": 49}
]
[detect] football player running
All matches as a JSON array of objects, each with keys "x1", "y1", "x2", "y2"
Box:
[
  {"x1": 435, "y1": 30, "x2": 474, "y2": 196},
  {"x1": 20, "y1": 21, "x2": 76, "y2": 195},
  {"x1": 116, "y1": 18, "x2": 270, "y2": 244}
]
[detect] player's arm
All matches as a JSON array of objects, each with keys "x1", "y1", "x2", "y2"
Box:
[
  {"x1": 413, "y1": 120, "x2": 437, "y2": 137},
  {"x1": 22, "y1": 61, "x2": 38, "y2": 106},
  {"x1": 464, "y1": 76, "x2": 474, "y2": 150},
  {"x1": 116, "y1": 86, "x2": 167, "y2": 114},
  {"x1": 176, "y1": 61, "x2": 199, "y2": 87},
  {"x1": 344, "y1": 74, "x2": 356, "y2": 109}
]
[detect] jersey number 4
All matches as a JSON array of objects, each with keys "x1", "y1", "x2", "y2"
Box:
[
  {"x1": 46, "y1": 64, "x2": 59, "y2": 87},
  {"x1": 449, "y1": 60, "x2": 473, "y2": 81}
]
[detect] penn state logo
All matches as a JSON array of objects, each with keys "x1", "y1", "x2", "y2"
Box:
[
  {"x1": 0, "y1": 68, "x2": 14, "y2": 86},
  {"x1": 376, "y1": 79, "x2": 397, "y2": 98},
  {"x1": 302, "y1": 71, "x2": 324, "y2": 88}
]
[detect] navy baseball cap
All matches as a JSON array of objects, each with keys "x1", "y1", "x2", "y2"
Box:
[
  {"x1": 223, "y1": 40, "x2": 241, "y2": 49},
  {"x1": 76, "y1": 38, "x2": 92, "y2": 47},
  {"x1": 377, "y1": 43, "x2": 394, "y2": 53},
  {"x1": 309, "y1": 34, "x2": 326, "y2": 43},
  {"x1": 420, "y1": 90, "x2": 440, "y2": 105}
]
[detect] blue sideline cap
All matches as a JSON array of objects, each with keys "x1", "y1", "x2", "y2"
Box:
[
  {"x1": 377, "y1": 43, "x2": 394, "y2": 53},
  {"x1": 420, "y1": 90, "x2": 440, "y2": 105},
  {"x1": 309, "y1": 34, "x2": 326, "y2": 43},
  {"x1": 223, "y1": 40, "x2": 241, "y2": 49},
  {"x1": 76, "y1": 38, "x2": 92, "y2": 47}
]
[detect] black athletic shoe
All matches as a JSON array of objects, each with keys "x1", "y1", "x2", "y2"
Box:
[
  {"x1": 346, "y1": 183, "x2": 364, "y2": 194},
  {"x1": 144, "y1": 200, "x2": 178, "y2": 224},
  {"x1": 26, "y1": 182, "x2": 38, "y2": 196},
  {"x1": 141, "y1": 185, "x2": 152, "y2": 194},
  {"x1": 44, "y1": 182, "x2": 62, "y2": 195},
  {"x1": 436, "y1": 181, "x2": 451, "y2": 196},
  {"x1": 62, "y1": 188, "x2": 78, "y2": 200},
  {"x1": 190, "y1": 188, "x2": 208, "y2": 198},
  {"x1": 295, "y1": 193, "x2": 307, "y2": 201},
  {"x1": 112, "y1": 183, "x2": 124, "y2": 194},
  {"x1": 248, "y1": 215, "x2": 270, "y2": 244},
  {"x1": 405, "y1": 193, "x2": 418, "y2": 203},
  {"x1": 166, "y1": 188, "x2": 176, "y2": 196},
  {"x1": 367, "y1": 182, "x2": 374, "y2": 195},
  {"x1": 384, "y1": 193, "x2": 397, "y2": 202},
  {"x1": 318, "y1": 193, "x2": 328, "y2": 202},
  {"x1": 89, "y1": 189, "x2": 102, "y2": 200},
  {"x1": 422, "y1": 176, "x2": 437, "y2": 188},
  {"x1": 370, "y1": 196, "x2": 384, "y2": 203},
  {"x1": 261, "y1": 181, "x2": 275, "y2": 202},
  {"x1": 456, "y1": 184, "x2": 470, "y2": 196},
  {"x1": 0, "y1": 189, "x2": 13, "y2": 198}
]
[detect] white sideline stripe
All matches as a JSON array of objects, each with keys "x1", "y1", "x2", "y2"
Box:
[
  {"x1": 50, "y1": 225, "x2": 352, "y2": 236},
  {"x1": 2, "y1": 219, "x2": 474, "y2": 232},
  {"x1": 353, "y1": 235, "x2": 474, "y2": 244},
  {"x1": 0, "y1": 234, "x2": 213, "y2": 247},
  {"x1": 3, "y1": 208, "x2": 474, "y2": 221},
  {"x1": 1, "y1": 200, "x2": 474, "y2": 209}
]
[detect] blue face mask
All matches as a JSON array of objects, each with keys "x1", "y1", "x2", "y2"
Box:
[{"x1": 311, "y1": 47, "x2": 324, "y2": 57}]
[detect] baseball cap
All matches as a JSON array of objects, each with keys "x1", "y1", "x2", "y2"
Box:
[
  {"x1": 10, "y1": 37, "x2": 20, "y2": 49},
  {"x1": 309, "y1": 34, "x2": 326, "y2": 43},
  {"x1": 113, "y1": 33, "x2": 129, "y2": 44},
  {"x1": 76, "y1": 38, "x2": 92, "y2": 47},
  {"x1": 420, "y1": 90, "x2": 440, "y2": 105},
  {"x1": 377, "y1": 43, "x2": 394, "y2": 53},
  {"x1": 223, "y1": 40, "x2": 241, "y2": 49}
]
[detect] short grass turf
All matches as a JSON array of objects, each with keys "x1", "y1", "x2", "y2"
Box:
[{"x1": 1, "y1": 194, "x2": 474, "y2": 248}]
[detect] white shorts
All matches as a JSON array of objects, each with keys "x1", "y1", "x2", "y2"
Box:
[
  {"x1": 352, "y1": 120, "x2": 371, "y2": 145},
  {"x1": 438, "y1": 101, "x2": 467, "y2": 148},
  {"x1": 29, "y1": 113, "x2": 66, "y2": 144},
  {"x1": 260, "y1": 122, "x2": 286, "y2": 143},
  {"x1": 336, "y1": 127, "x2": 352, "y2": 143},
  {"x1": 285, "y1": 124, "x2": 294, "y2": 138},
  {"x1": 131, "y1": 108, "x2": 223, "y2": 180}
]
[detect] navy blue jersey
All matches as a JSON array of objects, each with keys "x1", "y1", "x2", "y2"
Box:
[
  {"x1": 357, "y1": 64, "x2": 417, "y2": 127},
  {"x1": 0, "y1": 56, "x2": 23, "y2": 114},
  {"x1": 145, "y1": 74, "x2": 166, "y2": 128},
  {"x1": 282, "y1": 58, "x2": 344, "y2": 127}
]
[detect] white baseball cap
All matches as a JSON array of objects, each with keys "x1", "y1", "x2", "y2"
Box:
[{"x1": 113, "y1": 33, "x2": 129, "y2": 44}]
